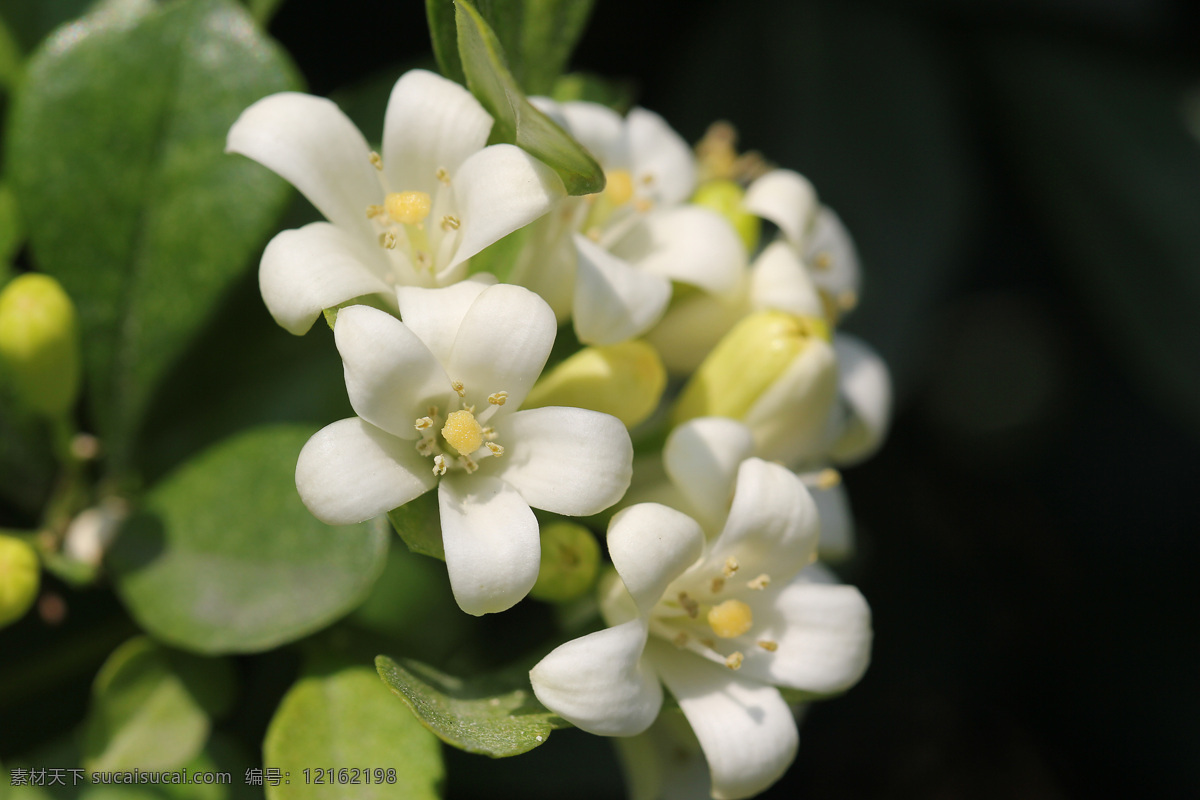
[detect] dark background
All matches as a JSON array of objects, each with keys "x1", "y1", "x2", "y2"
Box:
[{"x1": 6, "y1": 0, "x2": 1200, "y2": 797}]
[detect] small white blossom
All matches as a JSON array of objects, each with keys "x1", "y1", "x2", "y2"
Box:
[
  {"x1": 226, "y1": 69, "x2": 565, "y2": 335},
  {"x1": 294, "y1": 280, "x2": 633, "y2": 615},
  {"x1": 508, "y1": 100, "x2": 745, "y2": 345},
  {"x1": 530, "y1": 456, "x2": 871, "y2": 800}
]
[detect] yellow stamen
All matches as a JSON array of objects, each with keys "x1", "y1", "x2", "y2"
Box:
[
  {"x1": 724, "y1": 651, "x2": 744, "y2": 670},
  {"x1": 757, "y1": 640, "x2": 778, "y2": 652},
  {"x1": 711, "y1": 577, "x2": 725, "y2": 594},
  {"x1": 488, "y1": 391, "x2": 508, "y2": 406},
  {"x1": 707, "y1": 599, "x2": 753, "y2": 639},
  {"x1": 723, "y1": 556, "x2": 740, "y2": 577},
  {"x1": 368, "y1": 151, "x2": 383, "y2": 170},
  {"x1": 817, "y1": 468, "x2": 841, "y2": 490},
  {"x1": 442, "y1": 409, "x2": 483, "y2": 455},
  {"x1": 747, "y1": 574, "x2": 771, "y2": 590},
  {"x1": 436, "y1": 167, "x2": 451, "y2": 185},
  {"x1": 441, "y1": 215, "x2": 461, "y2": 231},
  {"x1": 385, "y1": 191, "x2": 432, "y2": 225},
  {"x1": 485, "y1": 442, "x2": 504, "y2": 457}
]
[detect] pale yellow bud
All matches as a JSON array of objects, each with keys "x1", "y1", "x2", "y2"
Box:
[
  {"x1": 0, "y1": 534, "x2": 39, "y2": 628},
  {"x1": 692, "y1": 179, "x2": 760, "y2": 252},
  {"x1": 671, "y1": 310, "x2": 838, "y2": 463},
  {"x1": 0, "y1": 274, "x2": 81, "y2": 419},
  {"x1": 530, "y1": 521, "x2": 600, "y2": 603},
  {"x1": 522, "y1": 340, "x2": 666, "y2": 428}
]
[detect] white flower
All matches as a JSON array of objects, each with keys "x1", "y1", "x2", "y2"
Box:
[
  {"x1": 530, "y1": 456, "x2": 872, "y2": 800},
  {"x1": 294, "y1": 280, "x2": 633, "y2": 616},
  {"x1": 648, "y1": 168, "x2": 861, "y2": 374},
  {"x1": 824, "y1": 333, "x2": 893, "y2": 466},
  {"x1": 226, "y1": 69, "x2": 565, "y2": 335},
  {"x1": 508, "y1": 100, "x2": 745, "y2": 345}
]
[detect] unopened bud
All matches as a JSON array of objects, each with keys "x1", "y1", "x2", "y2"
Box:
[
  {"x1": 522, "y1": 340, "x2": 666, "y2": 428},
  {"x1": 672, "y1": 310, "x2": 838, "y2": 464},
  {"x1": 530, "y1": 522, "x2": 600, "y2": 604},
  {"x1": 0, "y1": 274, "x2": 81, "y2": 418},
  {"x1": 692, "y1": 179, "x2": 760, "y2": 252},
  {"x1": 0, "y1": 534, "x2": 40, "y2": 628}
]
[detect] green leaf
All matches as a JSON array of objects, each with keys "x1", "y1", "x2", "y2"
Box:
[
  {"x1": 428, "y1": 0, "x2": 594, "y2": 95},
  {"x1": 0, "y1": 184, "x2": 23, "y2": 265},
  {"x1": 454, "y1": 0, "x2": 604, "y2": 196},
  {"x1": 82, "y1": 637, "x2": 235, "y2": 773},
  {"x1": 263, "y1": 664, "x2": 443, "y2": 800},
  {"x1": 109, "y1": 425, "x2": 389, "y2": 654},
  {"x1": 375, "y1": 655, "x2": 567, "y2": 758},
  {"x1": 386, "y1": 490, "x2": 444, "y2": 561},
  {"x1": 6, "y1": 0, "x2": 301, "y2": 475}
]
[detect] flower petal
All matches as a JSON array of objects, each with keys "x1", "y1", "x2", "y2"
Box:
[
  {"x1": 627, "y1": 108, "x2": 695, "y2": 207},
  {"x1": 744, "y1": 335, "x2": 838, "y2": 465},
  {"x1": 646, "y1": 640, "x2": 799, "y2": 800},
  {"x1": 396, "y1": 274, "x2": 496, "y2": 366},
  {"x1": 493, "y1": 407, "x2": 634, "y2": 516},
  {"x1": 663, "y1": 417, "x2": 756, "y2": 532},
  {"x1": 227, "y1": 92, "x2": 379, "y2": 238},
  {"x1": 607, "y1": 503, "x2": 705, "y2": 615},
  {"x1": 748, "y1": 240, "x2": 824, "y2": 319},
  {"x1": 446, "y1": 284, "x2": 557, "y2": 410},
  {"x1": 614, "y1": 714, "x2": 712, "y2": 800},
  {"x1": 804, "y1": 207, "x2": 861, "y2": 301},
  {"x1": 743, "y1": 169, "x2": 817, "y2": 250},
  {"x1": 572, "y1": 234, "x2": 672, "y2": 345},
  {"x1": 613, "y1": 207, "x2": 745, "y2": 294},
  {"x1": 737, "y1": 579, "x2": 872, "y2": 695},
  {"x1": 259, "y1": 222, "x2": 394, "y2": 335},
  {"x1": 530, "y1": 619, "x2": 662, "y2": 736},
  {"x1": 828, "y1": 334, "x2": 892, "y2": 465},
  {"x1": 449, "y1": 144, "x2": 565, "y2": 268},
  {"x1": 812, "y1": 480, "x2": 855, "y2": 562},
  {"x1": 381, "y1": 69, "x2": 493, "y2": 197},
  {"x1": 645, "y1": 286, "x2": 749, "y2": 375},
  {"x1": 699, "y1": 458, "x2": 819, "y2": 585},
  {"x1": 438, "y1": 474, "x2": 539, "y2": 616},
  {"x1": 334, "y1": 305, "x2": 452, "y2": 438},
  {"x1": 557, "y1": 100, "x2": 629, "y2": 168},
  {"x1": 295, "y1": 418, "x2": 436, "y2": 525}
]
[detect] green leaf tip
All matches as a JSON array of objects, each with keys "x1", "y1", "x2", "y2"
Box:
[
  {"x1": 454, "y1": 0, "x2": 605, "y2": 196},
  {"x1": 375, "y1": 654, "x2": 568, "y2": 758}
]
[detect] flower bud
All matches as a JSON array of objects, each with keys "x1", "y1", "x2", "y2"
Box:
[
  {"x1": 692, "y1": 179, "x2": 760, "y2": 253},
  {"x1": 0, "y1": 534, "x2": 40, "y2": 628},
  {"x1": 0, "y1": 274, "x2": 82, "y2": 419},
  {"x1": 530, "y1": 521, "x2": 601, "y2": 603},
  {"x1": 523, "y1": 340, "x2": 666, "y2": 428},
  {"x1": 671, "y1": 310, "x2": 838, "y2": 464}
]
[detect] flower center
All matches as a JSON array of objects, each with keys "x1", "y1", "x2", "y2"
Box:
[
  {"x1": 442, "y1": 409, "x2": 483, "y2": 455},
  {"x1": 413, "y1": 381, "x2": 508, "y2": 475},
  {"x1": 604, "y1": 169, "x2": 634, "y2": 207},
  {"x1": 386, "y1": 191, "x2": 432, "y2": 225},
  {"x1": 707, "y1": 599, "x2": 753, "y2": 639}
]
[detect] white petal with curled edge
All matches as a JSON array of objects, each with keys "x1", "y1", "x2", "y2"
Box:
[
  {"x1": 334, "y1": 306, "x2": 452, "y2": 439},
  {"x1": 627, "y1": 108, "x2": 695, "y2": 206},
  {"x1": 396, "y1": 274, "x2": 496, "y2": 366},
  {"x1": 663, "y1": 418, "x2": 756, "y2": 532},
  {"x1": 573, "y1": 234, "x2": 672, "y2": 345},
  {"x1": 646, "y1": 640, "x2": 799, "y2": 800},
  {"x1": 530, "y1": 619, "x2": 662, "y2": 736},
  {"x1": 493, "y1": 407, "x2": 633, "y2": 516},
  {"x1": 259, "y1": 223, "x2": 394, "y2": 336},
  {"x1": 698, "y1": 459, "x2": 819, "y2": 586},
  {"x1": 737, "y1": 579, "x2": 872, "y2": 695},
  {"x1": 446, "y1": 284, "x2": 556, "y2": 410},
  {"x1": 227, "y1": 92, "x2": 379, "y2": 238},
  {"x1": 381, "y1": 69, "x2": 493, "y2": 197},
  {"x1": 449, "y1": 144, "x2": 565, "y2": 268},
  {"x1": 744, "y1": 335, "x2": 838, "y2": 465},
  {"x1": 743, "y1": 169, "x2": 817, "y2": 250},
  {"x1": 828, "y1": 334, "x2": 892, "y2": 465},
  {"x1": 295, "y1": 418, "x2": 436, "y2": 525},
  {"x1": 613, "y1": 207, "x2": 745, "y2": 294},
  {"x1": 805, "y1": 207, "x2": 861, "y2": 299},
  {"x1": 748, "y1": 240, "x2": 824, "y2": 319},
  {"x1": 438, "y1": 475, "x2": 540, "y2": 616},
  {"x1": 811, "y1": 480, "x2": 855, "y2": 562},
  {"x1": 607, "y1": 503, "x2": 705, "y2": 615},
  {"x1": 558, "y1": 100, "x2": 629, "y2": 168}
]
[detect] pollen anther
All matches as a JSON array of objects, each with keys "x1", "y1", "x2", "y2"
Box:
[
  {"x1": 432, "y1": 455, "x2": 447, "y2": 475},
  {"x1": 488, "y1": 392, "x2": 508, "y2": 406},
  {"x1": 757, "y1": 640, "x2": 779, "y2": 652},
  {"x1": 747, "y1": 574, "x2": 771, "y2": 590},
  {"x1": 441, "y1": 215, "x2": 461, "y2": 231},
  {"x1": 723, "y1": 556, "x2": 740, "y2": 577},
  {"x1": 485, "y1": 442, "x2": 504, "y2": 457},
  {"x1": 711, "y1": 577, "x2": 725, "y2": 594},
  {"x1": 368, "y1": 151, "x2": 383, "y2": 170},
  {"x1": 451, "y1": 381, "x2": 465, "y2": 397},
  {"x1": 724, "y1": 652, "x2": 744, "y2": 670}
]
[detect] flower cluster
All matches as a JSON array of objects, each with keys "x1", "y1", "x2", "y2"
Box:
[{"x1": 228, "y1": 68, "x2": 891, "y2": 799}]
